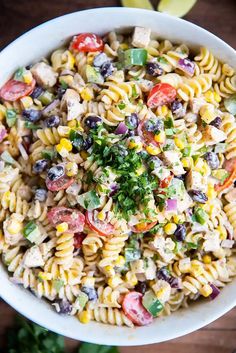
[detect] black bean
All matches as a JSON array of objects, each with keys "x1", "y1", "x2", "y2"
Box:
[
  {"x1": 148, "y1": 156, "x2": 163, "y2": 170},
  {"x1": 84, "y1": 115, "x2": 102, "y2": 129},
  {"x1": 168, "y1": 277, "x2": 180, "y2": 289},
  {"x1": 204, "y1": 152, "x2": 220, "y2": 169},
  {"x1": 57, "y1": 86, "x2": 66, "y2": 99},
  {"x1": 234, "y1": 180, "x2": 236, "y2": 188},
  {"x1": 83, "y1": 136, "x2": 93, "y2": 150},
  {"x1": 174, "y1": 224, "x2": 187, "y2": 241},
  {"x1": 125, "y1": 113, "x2": 139, "y2": 130},
  {"x1": 22, "y1": 109, "x2": 42, "y2": 122},
  {"x1": 171, "y1": 100, "x2": 185, "y2": 118},
  {"x1": 47, "y1": 165, "x2": 64, "y2": 181},
  {"x1": 100, "y1": 62, "x2": 114, "y2": 78},
  {"x1": 55, "y1": 299, "x2": 72, "y2": 314},
  {"x1": 156, "y1": 267, "x2": 170, "y2": 281},
  {"x1": 30, "y1": 86, "x2": 44, "y2": 99},
  {"x1": 135, "y1": 282, "x2": 147, "y2": 294},
  {"x1": 45, "y1": 115, "x2": 60, "y2": 128},
  {"x1": 33, "y1": 159, "x2": 48, "y2": 174},
  {"x1": 81, "y1": 286, "x2": 98, "y2": 301},
  {"x1": 188, "y1": 190, "x2": 208, "y2": 204},
  {"x1": 93, "y1": 53, "x2": 109, "y2": 67},
  {"x1": 210, "y1": 117, "x2": 222, "y2": 129},
  {"x1": 145, "y1": 117, "x2": 164, "y2": 132},
  {"x1": 146, "y1": 62, "x2": 163, "y2": 77},
  {"x1": 35, "y1": 188, "x2": 47, "y2": 202}
]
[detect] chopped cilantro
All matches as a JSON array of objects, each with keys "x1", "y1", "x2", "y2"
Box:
[
  {"x1": 117, "y1": 102, "x2": 126, "y2": 110},
  {"x1": 25, "y1": 121, "x2": 40, "y2": 130},
  {"x1": 164, "y1": 117, "x2": 174, "y2": 129},
  {"x1": 60, "y1": 80, "x2": 68, "y2": 89},
  {"x1": 157, "y1": 56, "x2": 168, "y2": 64}
]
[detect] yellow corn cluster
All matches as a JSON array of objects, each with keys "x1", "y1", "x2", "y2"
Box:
[
  {"x1": 23, "y1": 71, "x2": 33, "y2": 84},
  {"x1": 56, "y1": 222, "x2": 68, "y2": 233},
  {"x1": 164, "y1": 223, "x2": 177, "y2": 235},
  {"x1": 181, "y1": 156, "x2": 193, "y2": 169},
  {"x1": 154, "y1": 131, "x2": 166, "y2": 144},
  {"x1": 78, "y1": 310, "x2": 91, "y2": 324},
  {"x1": 199, "y1": 284, "x2": 213, "y2": 297},
  {"x1": 80, "y1": 87, "x2": 94, "y2": 101},
  {"x1": 202, "y1": 254, "x2": 211, "y2": 264},
  {"x1": 174, "y1": 137, "x2": 185, "y2": 150},
  {"x1": 104, "y1": 265, "x2": 116, "y2": 277},
  {"x1": 114, "y1": 255, "x2": 126, "y2": 267},
  {"x1": 146, "y1": 144, "x2": 161, "y2": 156},
  {"x1": 56, "y1": 138, "x2": 73, "y2": 157},
  {"x1": 128, "y1": 139, "x2": 143, "y2": 151}
]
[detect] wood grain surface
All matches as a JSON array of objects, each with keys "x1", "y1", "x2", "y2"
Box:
[{"x1": 0, "y1": 0, "x2": 236, "y2": 352}]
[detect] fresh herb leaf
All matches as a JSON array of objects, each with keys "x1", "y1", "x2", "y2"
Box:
[
  {"x1": 117, "y1": 102, "x2": 126, "y2": 110},
  {"x1": 69, "y1": 130, "x2": 84, "y2": 150},
  {"x1": 42, "y1": 149, "x2": 56, "y2": 160},
  {"x1": 60, "y1": 80, "x2": 68, "y2": 90},
  {"x1": 164, "y1": 117, "x2": 174, "y2": 129},
  {"x1": 25, "y1": 121, "x2": 41, "y2": 130},
  {"x1": 131, "y1": 85, "x2": 138, "y2": 98},
  {"x1": 185, "y1": 242, "x2": 198, "y2": 250}
]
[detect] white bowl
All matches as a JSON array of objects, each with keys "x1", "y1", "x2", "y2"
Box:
[{"x1": 0, "y1": 7, "x2": 235, "y2": 346}]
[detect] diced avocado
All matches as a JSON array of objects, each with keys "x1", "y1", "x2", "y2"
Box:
[
  {"x1": 123, "y1": 49, "x2": 148, "y2": 67},
  {"x1": 125, "y1": 247, "x2": 141, "y2": 262},
  {"x1": 23, "y1": 221, "x2": 41, "y2": 244},
  {"x1": 86, "y1": 65, "x2": 104, "y2": 84},
  {"x1": 6, "y1": 109, "x2": 17, "y2": 127},
  {"x1": 75, "y1": 292, "x2": 89, "y2": 310},
  {"x1": 38, "y1": 91, "x2": 54, "y2": 105},
  {"x1": 212, "y1": 169, "x2": 229, "y2": 182},
  {"x1": 142, "y1": 290, "x2": 164, "y2": 317},
  {"x1": 193, "y1": 207, "x2": 208, "y2": 225}
]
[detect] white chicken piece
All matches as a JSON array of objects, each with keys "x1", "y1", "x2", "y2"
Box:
[
  {"x1": 31, "y1": 62, "x2": 58, "y2": 88},
  {"x1": 202, "y1": 125, "x2": 227, "y2": 145},
  {"x1": 179, "y1": 257, "x2": 191, "y2": 273},
  {"x1": 177, "y1": 189, "x2": 194, "y2": 213},
  {"x1": 203, "y1": 232, "x2": 221, "y2": 252},
  {"x1": 3, "y1": 214, "x2": 24, "y2": 246},
  {"x1": 131, "y1": 26, "x2": 151, "y2": 48},
  {"x1": 22, "y1": 245, "x2": 45, "y2": 268},
  {"x1": 162, "y1": 151, "x2": 185, "y2": 176},
  {"x1": 186, "y1": 170, "x2": 207, "y2": 192},
  {"x1": 61, "y1": 88, "x2": 85, "y2": 121},
  {"x1": 190, "y1": 98, "x2": 206, "y2": 114},
  {"x1": 144, "y1": 258, "x2": 157, "y2": 280}
]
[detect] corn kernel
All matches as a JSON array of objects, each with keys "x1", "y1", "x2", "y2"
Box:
[
  {"x1": 146, "y1": 144, "x2": 161, "y2": 156},
  {"x1": 65, "y1": 51, "x2": 75, "y2": 69},
  {"x1": 56, "y1": 222, "x2": 68, "y2": 233},
  {"x1": 60, "y1": 138, "x2": 72, "y2": 151},
  {"x1": 154, "y1": 131, "x2": 166, "y2": 144},
  {"x1": 173, "y1": 214, "x2": 185, "y2": 224},
  {"x1": 119, "y1": 43, "x2": 129, "y2": 50},
  {"x1": 20, "y1": 96, "x2": 33, "y2": 109},
  {"x1": 115, "y1": 255, "x2": 126, "y2": 267},
  {"x1": 207, "y1": 183, "x2": 217, "y2": 200},
  {"x1": 174, "y1": 137, "x2": 185, "y2": 150},
  {"x1": 190, "y1": 262, "x2": 204, "y2": 277},
  {"x1": 66, "y1": 162, "x2": 78, "y2": 177},
  {"x1": 55, "y1": 144, "x2": 68, "y2": 157},
  {"x1": 164, "y1": 223, "x2": 177, "y2": 235},
  {"x1": 125, "y1": 272, "x2": 138, "y2": 286},
  {"x1": 204, "y1": 91, "x2": 214, "y2": 103},
  {"x1": 213, "y1": 92, "x2": 221, "y2": 103},
  {"x1": 38, "y1": 272, "x2": 53, "y2": 281},
  {"x1": 2, "y1": 191, "x2": 11, "y2": 209},
  {"x1": 97, "y1": 211, "x2": 106, "y2": 221},
  {"x1": 203, "y1": 255, "x2": 212, "y2": 264},
  {"x1": 104, "y1": 265, "x2": 115, "y2": 277},
  {"x1": 128, "y1": 140, "x2": 143, "y2": 151},
  {"x1": 7, "y1": 220, "x2": 22, "y2": 235},
  {"x1": 80, "y1": 87, "x2": 94, "y2": 101},
  {"x1": 199, "y1": 284, "x2": 213, "y2": 297},
  {"x1": 23, "y1": 71, "x2": 33, "y2": 84},
  {"x1": 181, "y1": 157, "x2": 193, "y2": 169},
  {"x1": 81, "y1": 151, "x2": 89, "y2": 160},
  {"x1": 217, "y1": 225, "x2": 227, "y2": 240},
  {"x1": 86, "y1": 52, "x2": 98, "y2": 65},
  {"x1": 108, "y1": 275, "x2": 123, "y2": 289},
  {"x1": 78, "y1": 310, "x2": 91, "y2": 324},
  {"x1": 67, "y1": 119, "x2": 78, "y2": 128},
  {"x1": 158, "y1": 105, "x2": 168, "y2": 116},
  {"x1": 81, "y1": 277, "x2": 95, "y2": 287}
]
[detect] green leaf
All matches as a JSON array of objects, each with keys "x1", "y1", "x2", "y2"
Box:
[
  {"x1": 117, "y1": 102, "x2": 126, "y2": 110},
  {"x1": 121, "y1": 0, "x2": 153, "y2": 10},
  {"x1": 185, "y1": 242, "x2": 198, "y2": 250},
  {"x1": 6, "y1": 109, "x2": 17, "y2": 127},
  {"x1": 79, "y1": 342, "x2": 119, "y2": 353},
  {"x1": 77, "y1": 190, "x2": 101, "y2": 210},
  {"x1": 60, "y1": 80, "x2": 68, "y2": 90},
  {"x1": 158, "y1": 0, "x2": 197, "y2": 18},
  {"x1": 42, "y1": 149, "x2": 56, "y2": 160},
  {"x1": 25, "y1": 121, "x2": 41, "y2": 130}
]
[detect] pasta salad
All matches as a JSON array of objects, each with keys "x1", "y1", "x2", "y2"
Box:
[{"x1": 0, "y1": 27, "x2": 236, "y2": 327}]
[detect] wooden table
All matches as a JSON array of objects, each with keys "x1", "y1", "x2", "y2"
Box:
[{"x1": 0, "y1": 0, "x2": 236, "y2": 352}]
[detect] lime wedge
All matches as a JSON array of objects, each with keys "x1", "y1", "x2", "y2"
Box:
[
  {"x1": 121, "y1": 0, "x2": 154, "y2": 10},
  {"x1": 158, "y1": 0, "x2": 197, "y2": 17}
]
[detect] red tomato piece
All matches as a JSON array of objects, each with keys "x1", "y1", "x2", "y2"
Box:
[
  {"x1": 122, "y1": 292, "x2": 153, "y2": 326},
  {"x1": 70, "y1": 33, "x2": 104, "y2": 52},
  {"x1": 147, "y1": 83, "x2": 176, "y2": 108},
  {"x1": 137, "y1": 120, "x2": 159, "y2": 147},
  {"x1": 132, "y1": 221, "x2": 157, "y2": 233},
  {"x1": 0, "y1": 79, "x2": 36, "y2": 102},
  {"x1": 47, "y1": 206, "x2": 85, "y2": 233},
  {"x1": 159, "y1": 174, "x2": 173, "y2": 189},
  {"x1": 215, "y1": 158, "x2": 236, "y2": 192},
  {"x1": 85, "y1": 211, "x2": 114, "y2": 237},
  {"x1": 46, "y1": 175, "x2": 74, "y2": 191},
  {"x1": 74, "y1": 232, "x2": 87, "y2": 249}
]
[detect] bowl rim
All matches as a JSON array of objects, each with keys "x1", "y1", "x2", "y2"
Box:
[{"x1": 0, "y1": 7, "x2": 236, "y2": 346}]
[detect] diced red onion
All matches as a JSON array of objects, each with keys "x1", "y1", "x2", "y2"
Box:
[
  {"x1": 221, "y1": 239, "x2": 234, "y2": 248},
  {"x1": 0, "y1": 126, "x2": 7, "y2": 143},
  {"x1": 169, "y1": 277, "x2": 182, "y2": 289},
  {"x1": 114, "y1": 122, "x2": 128, "y2": 135},
  {"x1": 42, "y1": 99, "x2": 60, "y2": 115},
  {"x1": 177, "y1": 58, "x2": 195, "y2": 77},
  {"x1": 166, "y1": 199, "x2": 177, "y2": 211},
  {"x1": 210, "y1": 284, "x2": 220, "y2": 300},
  {"x1": 109, "y1": 183, "x2": 118, "y2": 197}
]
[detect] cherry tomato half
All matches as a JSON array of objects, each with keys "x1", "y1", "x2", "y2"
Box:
[
  {"x1": 70, "y1": 33, "x2": 104, "y2": 52},
  {"x1": 0, "y1": 79, "x2": 36, "y2": 102},
  {"x1": 122, "y1": 292, "x2": 153, "y2": 326},
  {"x1": 74, "y1": 232, "x2": 87, "y2": 249},
  {"x1": 215, "y1": 158, "x2": 236, "y2": 192},
  {"x1": 159, "y1": 174, "x2": 173, "y2": 189},
  {"x1": 132, "y1": 221, "x2": 157, "y2": 233},
  {"x1": 47, "y1": 206, "x2": 85, "y2": 233},
  {"x1": 46, "y1": 175, "x2": 74, "y2": 192},
  {"x1": 85, "y1": 211, "x2": 114, "y2": 237},
  {"x1": 147, "y1": 83, "x2": 176, "y2": 108}
]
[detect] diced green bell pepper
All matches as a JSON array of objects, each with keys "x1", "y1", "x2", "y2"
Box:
[
  {"x1": 123, "y1": 49, "x2": 148, "y2": 67},
  {"x1": 142, "y1": 290, "x2": 164, "y2": 317}
]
